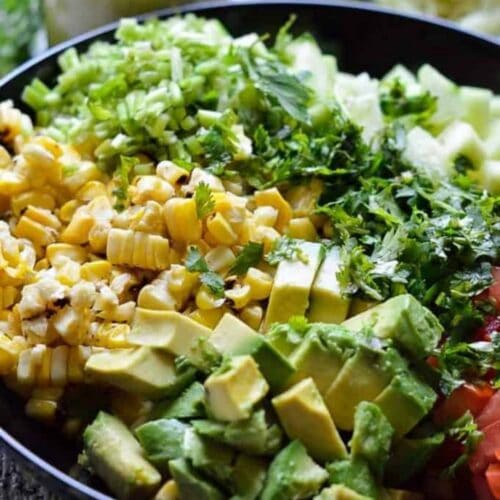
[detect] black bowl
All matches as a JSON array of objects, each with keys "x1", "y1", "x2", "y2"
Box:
[{"x1": 0, "y1": 1, "x2": 499, "y2": 498}]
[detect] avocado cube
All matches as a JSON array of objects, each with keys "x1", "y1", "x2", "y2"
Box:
[
  {"x1": 326, "y1": 459, "x2": 378, "y2": 499},
  {"x1": 210, "y1": 314, "x2": 294, "y2": 391},
  {"x1": 129, "y1": 308, "x2": 211, "y2": 367},
  {"x1": 314, "y1": 485, "x2": 371, "y2": 500},
  {"x1": 261, "y1": 441, "x2": 328, "y2": 500},
  {"x1": 83, "y1": 412, "x2": 161, "y2": 500},
  {"x1": 192, "y1": 409, "x2": 283, "y2": 456},
  {"x1": 205, "y1": 355, "x2": 269, "y2": 421},
  {"x1": 169, "y1": 458, "x2": 224, "y2": 500},
  {"x1": 266, "y1": 319, "x2": 309, "y2": 357},
  {"x1": 273, "y1": 378, "x2": 347, "y2": 462},
  {"x1": 350, "y1": 402, "x2": 394, "y2": 479},
  {"x1": 288, "y1": 324, "x2": 356, "y2": 394},
  {"x1": 153, "y1": 381, "x2": 206, "y2": 420},
  {"x1": 342, "y1": 294, "x2": 442, "y2": 360},
  {"x1": 374, "y1": 371, "x2": 437, "y2": 438},
  {"x1": 231, "y1": 454, "x2": 267, "y2": 499},
  {"x1": 135, "y1": 418, "x2": 188, "y2": 472},
  {"x1": 85, "y1": 347, "x2": 195, "y2": 399},
  {"x1": 264, "y1": 241, "x2": 323, "y2": 329},
  {"x1": 309, "y1": 247, "x2": 350, "y2": 324},
  {"x1": 324, "y1": 345, "x2": 402, "y2": 430}
]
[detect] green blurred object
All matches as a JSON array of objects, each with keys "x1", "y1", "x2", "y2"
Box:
[{"x1": 0, "y1": 0, "x2": 42, "y2": 76}]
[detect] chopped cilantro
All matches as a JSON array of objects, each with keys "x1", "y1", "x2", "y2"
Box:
[
  {"x1": 230, "y1": 242, "x2": 264, "y2": 275},
  {"x1": 194, "y1": 182, "x2": 215, "y2": 219},
  {"x1": 185, "y1": 247, "x2": 225, "y2": 298},
  {"x1": 265, "y1": 237, "x2": 308, "y2": 266}
]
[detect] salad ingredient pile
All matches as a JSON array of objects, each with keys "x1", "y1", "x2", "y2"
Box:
[{"x1": 0, "y1": 13, "x2": 499, "y2": 499}]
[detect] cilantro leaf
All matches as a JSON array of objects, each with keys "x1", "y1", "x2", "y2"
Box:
[
  {"x1": 200, "y1": 271, "x2": 225, "y2": 299},
  {"x1": 194, "y1": 182, "x2": 215, "y2": 219},
  {"x1": 185, "y1": 247, "x2": 225, "y2": 298},
  {"x1": 112, "y1": 155, "x2": 137, "y2": 210},
  {"x1": 185, "y1": 247, "x2": 209, "y2": 273},
  {"x1": 230, "y1": 242, "x2": 264, "y2": 275},
  {"x1": 265, "y1": 237, "x2": 308, "y2": 266}
]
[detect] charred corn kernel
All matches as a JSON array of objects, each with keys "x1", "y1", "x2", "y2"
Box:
[
  {"x1": 76, "y1": 181, "x2": 107, "y2": 202},
  {"x1": 62, "y1": 160, "x2": 101, "y2": 193},
  {"x1": 25, "y1": 398, "x2": 58, "y2": 422},
  {"x1": 163, "y1": 198, "x2": 202, "y2": 243},
  {"x1": 206, "y1": 212, "x2": 238, "y2": 245},
  {"x1": 22, "y1": 142, "x2": 62, "y2": 185},
  {"x1": 60, "y1": 207, "x2": 94, "y2": 244},
  {"x1": 88, "y1": 221, "x2": 111, "y2": 254},
  {"x1": 0, "y1": 286, "x2": 19, "y2": 309},
  {"x1": 138, "y1": 283, "x2": 177, "y2": 310},
  {"x1": 286, "y1": 179, "x2": 324, "y2": 217},
  {"x1": 287, "y1": 217, "x2": 318, "y2": 241},
  {"x1": 0, "y1": 334, "x2": 27, "y2": 375},
  {"x1": 50, "y1": 345, "x2": 69, "y2": 386},
  {"x1": 80, "y1": 260, "x2": 112, "y2": 283},
  {"x1": 56, "y1": 259, "x2": 81, "y2": 286},
  {"x1": 195, "y1": 285, "x2": 225, "y2": 310},
  {"x1": 225, "y1": 284, "x2": 252, "y2": 309},
  {"x1": 189, "y1": 307, "x2": 226, "y2": 328},
  {"x1": 59, "y1": 200, "x2": 80, "y2": 222},
  {"x1": 0, "y1": 145, "x2": 11, "y2": 168},
  {"x1": 129, "y1": 202, "x2": 165, "y2": 235},
  {"x1": 254, "y1": 188, "x2": 292, "y2": 232},
  {"x1": 52, "y1": 306, "x2": 87, "y2": 345},
  {"x1": 156, "y1": 160, "x2": 189, "y2": 185},
  {"x1": 0, "y1": 170, "x2": 29, "y2": 195},
  {"x1": 243, "y1": 267, "x2": 273, "y2": 300},
  {"x1": 11, "y1": 190, "x2": 56, "y2": 216},
  {"x1": 46, "y1": 243, "x2": 88, "y2": 266},
  {"x1": 15, "y1": 216, "x2": 57, "y2": 248},
  {"x1": 106, "y1": 228, "x2": 170, "y2": 270},
  {"x1": 205, "y1": 247, "x2": 236, "y2": 272},
  {"x1": 240, "y1": 304, "x2": 264, "y2": 330},
  {"x1": 155, "y1": 480, "x2": 179, "y2": 500},
  {"x1": 37, "y1": 348, "x2": 52, "y2": 386},
  {"x1": 253, "y1": 206, "x2": 279, "y2": 227},
  {"x1": 132, "y1": 175, "x2": 175, "y2": 204},
  {"x1": 23, "y1": 206, "x2": 61, "y2": 230}
]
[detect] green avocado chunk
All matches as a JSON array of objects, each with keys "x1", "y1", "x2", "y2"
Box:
[
  {"x1": 192, "y1": 409, "x2": 283, "y2": 456},
  {"x1": 84, "y1": 346, "x2": 196, "y2": 399},
  {"x1": 169, "y1": 458, "x2": 224, "y2": 500},
  {"x1": 327, "y1": 459, "x2": 378, "y2": 499},
  {"x1": 153, "y1": 381, "x2": 206, "y2": 420},
  {"x1": 261, "y1": 440, "x2": 328, "y2": 500},
  {"x1": 266, "y1": 319, "x2": 309, "y2": 357},
  {"x1": 83, "y1": 412, "x2": 161, "y2": 500},
  {"x1": 231, "y1": 454, "x2": 268, "y2": 500},
  {"x1": 324, "y1": 345, "x2": 406, "y2": 431},
  {"x1": 342, "y1": 294, "x2": 443, "y2": 360},
  {"x1": 314, "y1": 485, "x2": 371, "y2": 500},
  {"x1": 287, "y1": 324, "x2": 356, "y2": 394},
  {"x1": 209, "y1": 313, "x2": 294, "y2": 391},
  {"x1": 385, "y1": 433, "x2": 445, "y2": 486},
  {"x1": 350, "y1": 402, "x2": 394, "y2": 480},
  {"x1": 374, "y1": 372, "x2": 437, "y2": 438},
  {"x1": 134, "y1": 418, "x2": 188, "y2": 472}
]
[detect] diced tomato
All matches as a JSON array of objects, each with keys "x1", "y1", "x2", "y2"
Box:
[
  {"x1": 434, "y1": 384, "x2": 494, "y2": 426},
  {"x1": 427, "y1": 355, "x2": 439, "y2": 369},
  {"x1": 478, "y1": 391, "x2": 500, "y2": 430},
  {"x1": 473, "y1": 472, "x2": 495, "y2": 500},
  {"x1": 475, "y1": 317, "x2": 500, "y2": 342},
  {"x1": 475, "y1": 266, "x2": 500, "y2": 314},
  {"x1": 486, "y1": 463, "x2": 500, "y2": 499},
  {"x1": 496, "y1": 450, "x2": 500, "y2": 462},
  {"x1": 470, "y1": 421, "x2": 500, "y2": 474}
]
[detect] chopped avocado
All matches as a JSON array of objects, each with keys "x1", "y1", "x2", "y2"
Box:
[
  {"x1": 272, "y1": 378, "x2": 347, "y2": 462},
  {"x1": 308, "y1": 247, "x2": 350, "y2": 324},
  {"x1": 324, "y1": 345, "x2": 405, "y2": 431},
  {"x1": 210, "y1": 314, "x2": 294, "y2": 391},
  {"x1": 350, "y1": 402, "x2": 394, "y2": 479},
  {"x1": 83, "y1": 412, "x2": 161, "y2": 500},
  {"x1": 182, "y1": 428, "x2": 235, "y2": 484},
  {"x1": 264, "y1": 241, "x2": 323, "y2": 329},
  {"x1": 153, "y1": 381, "x2": 206, "y2": 420},
  {"x1": 261, "y1": 440, "x2": 328, "y2": 500},
  {"x1": 85, "y1": 347, "x2": 196, "y2": 399},
  {"x1": 205, "y1": 355, "x2": 269, "y2": 421},
  {"x1": 169, "y1": 458, "x2": 224, "y2": 500},
  {"x1": 342, "y1": 294, "x2": 443, "y2": 360},
  {"x1": 266, "y1": 317, "x2": 309, "y2": 357},
  {"x1": 287, "y1": 324, "x2": 356, "y2": 394},
  {"x1": 385, "y1": 433, "x2": 445, "y2": 486},
  {"x1": 135, "y1": 418, "x2": 189, "y2": 472},
  {"x1": 327, "y1": 459, "x2": 378, "y2": 499},
  {"x1": 383, "y1": 489, "x2": 424, "y2": 500},
  {"x1": 314, "y1": 485, "x2": 371, "y2": 500},
  {"x1": 192, "y1": 409, "x2": 282, "y2": 455},
  {"x1": 374, "y1": 372, "x2": 437, "y2": 438},
  {"x1": 231, "y1": 454, "x2": 267, "y2": 500},
  {"x1": 129, "y1": 308, "x2": 212, "y2": 367}
]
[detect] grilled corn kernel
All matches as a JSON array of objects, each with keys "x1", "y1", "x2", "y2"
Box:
[
  {"x1": 56, "y1": 259, "x2": 81, "y2": 286},
  {"x1": 59, "y1": 200, "x2": 80, "y2": 222},
  {"x1": 52, "y1": 306, "x2": 87, "y2": 345},
  {"x1": 287, "y1": 217, "x2": 318, "y2": 241},
  {"x1": 225, "y1": 284, "x2": 252, "y2": 309},
  {"x1": 76, "y1": 181, "x2": 107, "y2": 202},
  {"x1": 15, "y1": 216, "x2": 57, "y2": 248},
  {"x1": 240, "y1": 304, "x2": 264, "y2": 330},
  {"x1": 80, "y1": 260, "x2": 112, "y2": 283},
  {"x1": 253, "y1": 206, "x2": 279, "y2": 227},
  {"x1": 205, "y1": 246, "x2": 236, "y2": 273},
  {"x1": 46, "y1": 243, "x2": 88, "y2": 266},
  {"x1": 195, "y1": 285, "x2": 225, "y2": 310},
  {"x1": 11, "y1": 190, "x2": 56, "y2": 216},
  {"x1": 243, "y1": 267, "x2": 273, "y2": 300},
  {"x1": 163, "y1": 198, "x2": 202, "y2": 243},
  {"x1": 22, "y1": 142, "x2": 62, "y2": 185},
  {"x1": 129, "y1": 202, "x2": 165, "y2": 235},
  {"x1": 156, "y1": 160, "x2": 189, "y2": 185},
  {"x1": 132, "y1": 175, "x2": 175, "y2": 204},
  {"x1": 189, "y1": 307, "x2": 227, "y2": 328},
  {"x1": 254, "y1": 188, "x2": 292, "y2": 232},
  {"x1": 206, "y1": 212, "x2": 238, "y2": 245}
]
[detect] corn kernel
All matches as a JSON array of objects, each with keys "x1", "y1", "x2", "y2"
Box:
[
  {"x1": 52, "y1": 306, "x2": 86, "y2": 345},
  {"x1": 11, "y1": 190, "x2": 56, "y2": 216},
  {"x1": 163, "y1": 198, "x2": 202, "y2": 243},
  {"x1": 0, "y1": 286, "x2": 18, "y2": 309},
  {"x1": 76, "y1": 181, "x2": 107, "y2": 202},
  {"x1": 60, "y1": 207, "x2": 94, "y2": 244},
  {"x1": 195, "y1": 285, "x2": 225, "y2": 310},
  {"x1": 206, "y1": 212, "x2": 238, "y2": 245},
  {"x1": 253, "y1": 206, "x2": 279, "y2": 227},
  {"x1": 25, "y1": 398, "x2": 58, "y2": 422},
  {"x1": 155, "y1": 480, "x2": 179, "y2": 500},
  {"x1": 22, "y1": 142, "x2": 62, "y2": 185},
  {"x1": 240, "y1": 304, "x2": 263, "y2": 330},
  {"x1": 0, "y1": 145, "x2": 11, "y2": 168},
  {"x1": 225, "y1": 284, "x2": 252, "y2": 309},
  {"x1": 37, "y1": 348, "x2": 52, "y2": 386},
  {"x1": 205, "y1": 246, "x2": 236, "y2": 273},
  {"x1": 286, "y1": 179, "x2": 324, "y2": 217},
  {"x1": 287, "y1": 217, "x2": 318, "y2": 241},
  {"x1": 15, "y1": 216, "x2": 57, "y2": 248},
  {"x1": 254, "y1": 188, "x2": 292, "y2": 231},
  {"x1": 132, "y1": 175, "x2": 175, "y2": 204},
  {"x1": 88, "y1": 221, "x2": 111, "y2": 254},
  {"x1": 80, "y1": 260, "x2": 112, "y2": 283},
  {"x1": 59, "y1": 200, "x2": 80, "y2": 223},
  {"x1": 56, "y1": 259, "x2": 81, "y2": 286},
  {"x1": 138, "y1": 283, "x2": 177, "y2": 310},
  {"x1": 0, "y1": 334, "x2": 26, "y2": 375},
  {"x1": 50, "y1": 345, "x2": 69, "y2": 386},
  {"x1": 189, "y1": 307, "x2": 226, "y2": 328},
  {"x1": 46, "y1": 243, "x2": 88, "y2": 266},
  {"x1": 156, "y1": 160, "x2": 189, "y2": 185},
  {"x1": 243, "y1": 267, "x2": 273, "y2": 300}
]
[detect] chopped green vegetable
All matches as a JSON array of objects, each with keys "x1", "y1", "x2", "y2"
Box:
[
  {"x1": 185, "y1": 247, "x2": 225, "y2": 298},
  {"x1": 194, "y1": 182, "x2": 215, "y2": 219},
  {"x1": 230, "y1": 242, "x2": 264, "y2": 275}
]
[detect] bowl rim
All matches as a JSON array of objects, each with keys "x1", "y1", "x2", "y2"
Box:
[{"x1": 0, "y1": 0, "x2": 499, "y2": 498}]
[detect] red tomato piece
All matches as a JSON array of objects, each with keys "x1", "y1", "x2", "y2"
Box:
[
  {"x1": 486, "y1": 463, "x2": 500, "y2": 499},
  {"x1": 473, "y1": 472, "x2": 495, "y2": 500},
  {"x1": 475, "y1": 317, "x2": 500, "y2": 342},
  {"x1": 478, "y1": 391, "x2": 500, "y2": 430},
  {"x1": 434, "y1": 384, "x2": 494, "y2": 426},
  {"x1": 470, "y1": 421, "x2": 500, "y2": 474}
]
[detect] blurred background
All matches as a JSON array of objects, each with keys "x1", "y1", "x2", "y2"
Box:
[{"x1": 0, "y1": 0, "x2": 499, "y2": 77}]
